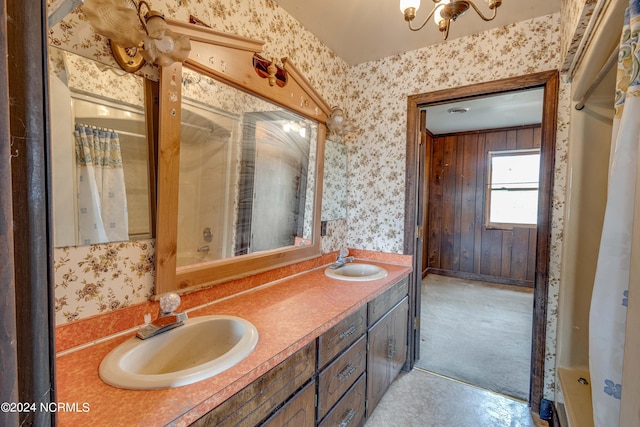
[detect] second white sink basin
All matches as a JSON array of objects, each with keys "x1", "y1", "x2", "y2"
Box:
[
  {"x1": 99, "y1": 315, "x2": 259, "y2": 390},
  {"x1": 324, "y1": 263, "x2": 388, "y2": 281}
]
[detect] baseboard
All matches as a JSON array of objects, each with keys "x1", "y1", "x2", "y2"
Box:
[{"x1": 425, "y1": 268, "x2": 534, "y2": 288}]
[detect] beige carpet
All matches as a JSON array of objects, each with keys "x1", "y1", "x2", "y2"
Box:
[{"x1": 415, "y1": 274, "x2": 533, "y2": 400}]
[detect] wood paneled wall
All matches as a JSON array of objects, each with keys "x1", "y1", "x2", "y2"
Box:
[{"x1": 426, "y1": 125, "x2": 541, "y2": 287}]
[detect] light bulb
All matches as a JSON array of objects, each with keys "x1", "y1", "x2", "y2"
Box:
[
  {"x1": 154, "y1": 35, "x2": 175, "y2": 53},
  {"x1": 433, "y1": 0, "x2": 448, "y2": 25},
  {"x1": 400, "y1": 0, "x2": 421, "y2": 13}
]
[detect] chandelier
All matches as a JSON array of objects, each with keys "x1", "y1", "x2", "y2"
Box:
[{"x1": 400, "y1": 0, "x2": 502, "y2": 40}]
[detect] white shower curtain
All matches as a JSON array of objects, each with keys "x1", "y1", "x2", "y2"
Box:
[
  {"x1": 589, "y1": 1, "x2": 640, "y2": 425},
  {"x1": 75, "y1": 125, "x2": 129, "y2": 245}
]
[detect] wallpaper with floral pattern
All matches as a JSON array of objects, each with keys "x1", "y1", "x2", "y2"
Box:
[
  {"x1": 345, "y1": 13, "x2": 568, "y2": 399},
  {"x1": 51, "y1": 0, "x2": 350, "y2": 327},
  {"x1": 49, "y1": 0, "x2": 576, "y2": 401},
  {"x1": 54, "y1": 240, "x2": 155, "y2": 323},
  {"x1": 559, "y1": 0, "x2": 599, "y2": 74}
]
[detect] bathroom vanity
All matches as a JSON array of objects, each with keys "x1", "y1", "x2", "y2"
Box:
[{"x1": 55, "y1": 260, "x2": 411, "y2": 426}]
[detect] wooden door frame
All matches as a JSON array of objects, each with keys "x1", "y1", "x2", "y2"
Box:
[
  {"x1": 0, "y1": 1, "x2": 20, "y2": 425},
  {"x1": 5, "y1": 0, "x2": 56, "y2": 425},
  {"x1": 403, "y1": 70, "x2": 559, "y2": 413}
]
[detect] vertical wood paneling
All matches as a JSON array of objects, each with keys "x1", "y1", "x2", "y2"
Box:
[
  {"x1": 427, "y1": 126, "x2": 540, "y2": 285},
  {"x1": 459, "y1": 134, "x2": 477, "y2": 273},
  {"x1": 533, "y1": 127, "x2": 542, "y2": 148},
  {"x1": 441, "y1": 136, "x2": 457, "y2": 270},
  {"x1": 501, "y1": 230, "x2": 514, "y2": 277},
  {"x1": 453, "y1": 135, "x2": 465, "y2": 271},
  {"x1": 473, "y1": 134, "x2": 486, "y2": 274},
  {"x1": 428, "y1": 138, "x2": 444, "y2": 268},
  {"x1": 527, "y1": 228, "x2": 537, "y2": 281},
  {"x1": 511, "y1": 227, "x2": 531, "y2": 280}
]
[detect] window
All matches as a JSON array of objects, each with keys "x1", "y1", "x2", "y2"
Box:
[{"x1": 486, "y1": 149, "x2": 540, "y2": 229}]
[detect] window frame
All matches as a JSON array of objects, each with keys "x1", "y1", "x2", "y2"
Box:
[{"x1": 485, "y1": 148, "x2": 541, "y2": 230}]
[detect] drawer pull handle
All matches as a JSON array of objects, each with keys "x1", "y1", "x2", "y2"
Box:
[
  {"x1": 338, "y1": 409, "x2": 357, "y2": 427},
  {"x1": 387, "y1": 337, "x2": 397, "y2": 360},
  {"x1": 338, "y1": 325, "x2": 357, "y2": 340},
  {"x1": 338, "y1": 364, "x2": 356, "y2": 381}
]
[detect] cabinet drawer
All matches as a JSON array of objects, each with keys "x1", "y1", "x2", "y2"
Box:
[
  {"x1": 318, "y1": 374, "x2": 365, "y2": 427},
  {"x1": 368, "y1": 277, "x2": 408, "y2": 326},
  {"x1": 318, "y1": 305, "x2": 367, "y2": 369},
  {"x1": 191, "y1": 341, "x2": 316, "y2": 427},
  {"x1": 318, "y1": 335, "x2": 367, "y2": 419},
  {"x1": 261, "y1": 380, "x2": 316, "y2": 427}
]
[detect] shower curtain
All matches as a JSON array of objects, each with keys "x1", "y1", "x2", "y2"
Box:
[
  {"x1": 75, "y1": 125, "x2": 129, "y2": 245},
  {"x1": 589, "y1": 1, "x2": 639, "y2": 425}
]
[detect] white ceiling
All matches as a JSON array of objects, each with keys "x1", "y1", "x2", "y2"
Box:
[
  {"x1": 274, "y1": 0, "x2": 558, "y2": 134},
  {"x1": 273, "y1": 0, "x2": 562, "y2": 66},
  {"x1": 425, "y1": 87, "x2": 544, "y2": 134}
]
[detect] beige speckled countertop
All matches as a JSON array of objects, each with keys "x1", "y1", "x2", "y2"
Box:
[{"x1": 55, "y1": 260, "x2": 411, "y2": 426}]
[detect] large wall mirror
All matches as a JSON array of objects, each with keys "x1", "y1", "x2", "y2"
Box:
[
  {"x1": 177, "y1": 69, "x2": 317, "y2": 267},
  {"x1": 48, "y1": 45, "x2": 156, "y2": 248},
  {"x1": 155, "y1": 21, "x2": 330, "y2": 294}
]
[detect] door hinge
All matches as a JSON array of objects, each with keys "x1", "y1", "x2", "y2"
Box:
[
  {"x1": 419, "y1": 130, "x2": 427, "y2": 145},
  {"x1": 414, "y1": 317, "x2": 420, "y2": 330},
  {"x1": 416, "y1": 226, "x2": 423, "y2": 239}
]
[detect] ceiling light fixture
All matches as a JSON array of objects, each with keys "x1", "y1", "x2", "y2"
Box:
[
  {"x1": 447, "y1": 107, "x2": 469, "y2": 114},
  {"x1": 400, "y1": 0, "x2": 502, "y2": 40}
]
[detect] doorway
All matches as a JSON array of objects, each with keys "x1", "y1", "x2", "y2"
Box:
[{"x1": 403, "y1": 71, "x2": 559, "y2": 412}]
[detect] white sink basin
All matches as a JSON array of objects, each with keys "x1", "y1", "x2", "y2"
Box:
[
  {"x1": 324, "y1": 263, "x2": 388, "y2": 281},
  {"x1": 99, "y1": 315, "x2": 258, "y2": 390}
]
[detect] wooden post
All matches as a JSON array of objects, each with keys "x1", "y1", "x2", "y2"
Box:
[
  {"x1": 6, "y1": 0, "x2": 56, "y2": 424},
  {"x1": 0, "y1": 1, "x2": 19, "y2": 425}
]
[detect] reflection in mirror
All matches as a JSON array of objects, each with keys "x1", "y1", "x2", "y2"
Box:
[
  {"x1": 321, "y1": 139, "x2": 347, "y2": 221},
  {"x1": 48, "y1": 46, "x2": 153, "y2": 247},
  {"x1": 177, "y1": 69, "x2": 317, "y2": 268}
]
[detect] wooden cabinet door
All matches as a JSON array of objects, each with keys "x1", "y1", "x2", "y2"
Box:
[
  {"x1": 390, "y1": 297, "x2": 409, "y2": 379},
  {"x1": 366, "y1": 297, "x2": 409, "y2": 417}
]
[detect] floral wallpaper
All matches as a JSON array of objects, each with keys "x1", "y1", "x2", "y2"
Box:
[
  {"x1": 53, "y1": 240, "x2": 155, "y2": 323},
  {"x1": 345, "y1": 13, "x2": 568, "y2": 400},
  {"x1": 48, "y1": 0, "x2": 578, "y2": 403},
  {"x1": 322, "y1": 139, "x2": 348, "y2": 222},
  {"x1": 51, "y1": 0, "x2": 350, "y2": 326},
  {"x1": 559, "y1": 0, "x2": 599, "y2": 74}
]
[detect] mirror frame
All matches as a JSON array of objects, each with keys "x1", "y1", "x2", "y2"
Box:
[{"x1": 154, "y1": 20, "x2": 331, "y2": 295}]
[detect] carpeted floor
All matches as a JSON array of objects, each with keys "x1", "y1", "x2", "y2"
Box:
[
  {"x1": 365, "y1": 369, "x2": 548, "y2": 427},
  {"x1": 415, "y1": 274, "x2": 533, "y2": 400}
]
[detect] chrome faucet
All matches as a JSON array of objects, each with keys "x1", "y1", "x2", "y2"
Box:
[
  {"x1": 136, "y1": 293, "x2": 188, "y2": 340},
  {"x1": 329, "y1": 248, "x2": 354, "y2": 269}
]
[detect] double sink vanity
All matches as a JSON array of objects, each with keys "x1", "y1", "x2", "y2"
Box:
[
  {"x1": 49, "y1": 10, "x2": 413, "y2": 427},
  {"x1": 56, "y1": 260, "x2": 411, "y2": 426}
]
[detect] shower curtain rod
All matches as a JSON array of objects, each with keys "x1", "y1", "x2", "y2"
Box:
[
  {"x1": 76, "y1": 123, "x2": 146, "y2": 139},
  {"x1": 575, "y1": 46, "x2": 619, "y2": 110}
]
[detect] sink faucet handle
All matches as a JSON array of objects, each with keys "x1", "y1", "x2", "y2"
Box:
[{"x1": 159, "y1": 292, "x2": 181, "y2": 315}]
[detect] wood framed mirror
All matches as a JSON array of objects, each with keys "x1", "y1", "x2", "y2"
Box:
[{"x1": 155, "y1": 21, "x2": 331, "y2": 295}]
